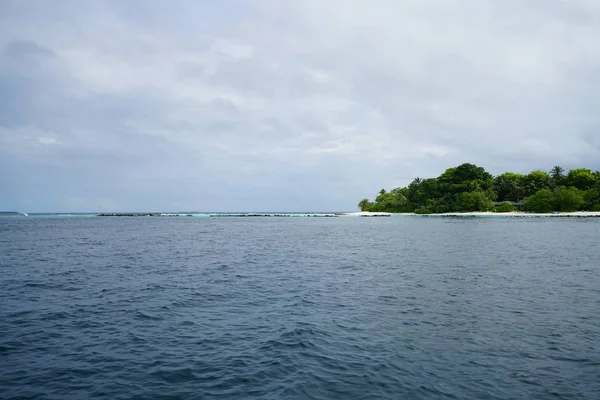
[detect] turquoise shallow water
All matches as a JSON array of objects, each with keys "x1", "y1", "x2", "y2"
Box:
[{"x1": 1, "y1": 216, "x2": 599, "y2": 399}]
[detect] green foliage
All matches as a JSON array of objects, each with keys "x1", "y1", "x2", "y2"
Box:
[
  {"x1": 565, "y1": 168, "x2": 597, "y2": 191},
  {"x1": 553, "y1": 186, "x2": 584, "y2": 212},
  {"x1": 359, "y1": 164, "x2": 598, "y2": 214},
  {"x1": 370, "y1": 187, "x2": 410, "y2": 212},
  {"x1": 424, "y1": 198, "x2": 450, "y2": 214},
  {"x1": 457, "y1": 191, "x2": 494, "y2": 212},
  {"x1": 358, "y1": 199, "x2": 372, "y2": 211},
  {"x1": 493, "y1": 202, "x2": 517, "y2": 213},
  {"x1": 438, "y1": 163, "x2": 493, "y2": 185},
  {"x1": 522, "y1": 186, "x2": 584, "y2": 213},
  {"x1": 591, "y1": 204, "x2": 600, "y2": 212},
  {"x1": 437, "y1": 164, "x2": 495, "y2": 201},
  {"x1": 494, "y1": 172, "x2": 525, "y2": 202},
  {"x1": 523, "y1": 189, "x2": 555, "y2": 213},
  {"x1": 550, "y1": 166, "x2": 565, "y2": 184},
  {"x1": 523, "y1": 171, "x2": 552, "y2": 197},
  {"x1": 407, "y1": 178, "x2": 439, "y2": 209},
  {"x1": 584, "y1": 184, "x2": 600, "y2": 210}
]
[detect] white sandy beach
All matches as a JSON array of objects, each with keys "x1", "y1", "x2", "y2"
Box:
[
  {"x1": 434, "y1": 211, "x2": 600, "y2": 217},
  {"x1": 435, "y1": 211, "x2": 600, "y2": 217},
  {"x1": 344, "y1": 211, "x2": 600, "y2": 217},
  {"x1": 343, "y1": 211, "x2": 396, "y2": 216}
]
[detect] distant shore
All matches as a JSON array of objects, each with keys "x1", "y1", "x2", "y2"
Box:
[
  {"x1": 4, "y1": 211, "x2": 599, "y2": 218},
  {"x1": 98, "y1": 212, "x2": 339, "y2": 217}
]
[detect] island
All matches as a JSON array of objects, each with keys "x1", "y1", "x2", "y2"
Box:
[{"x1": 358, "y1": 163, "x2": 600, "y2": 214}]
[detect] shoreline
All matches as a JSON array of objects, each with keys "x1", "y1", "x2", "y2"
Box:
[
  {"x1": 4, "y1": 211, "x2": 600, "y2": 218},
  {"x1": 343, "y1": 211, "x2": 600, "y2": 218},
  {"x1": 97, "y1": 212, "x2": 339, "y2": 217}
]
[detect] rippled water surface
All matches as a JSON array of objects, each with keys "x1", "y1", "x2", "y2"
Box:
[{"x1": 1, "y1": 216, "x2": 599, "y2": 399}]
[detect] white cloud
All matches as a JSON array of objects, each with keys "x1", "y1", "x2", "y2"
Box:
[
  {"x1": 37, "y1": 137, "x2": 59, "y2": 145},
  {"x1": 210, "y1": 39, "x2": 253, "y2": 59}
]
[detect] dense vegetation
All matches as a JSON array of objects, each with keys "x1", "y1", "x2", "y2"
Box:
[{"x1": 358, "y1": 164, "x2": 600, "y2": 214}]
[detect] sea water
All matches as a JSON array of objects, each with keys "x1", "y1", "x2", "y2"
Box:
[{"x1": 1, "y1": 215, "x2": 599, "y2": 399}]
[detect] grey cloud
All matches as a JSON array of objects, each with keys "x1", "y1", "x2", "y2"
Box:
[
  {"x1": 2, "y1": 39, "x2": 55, "y2": 59},
  {"x1": 1, "y1": 0, "x2": 600, "y2": 212},
  {"x1": 0, "y1": 39, "x2": 63, "y2": 128},
  {"x1": 207, "y1": 58, "x2": 335, "y2": 99}
]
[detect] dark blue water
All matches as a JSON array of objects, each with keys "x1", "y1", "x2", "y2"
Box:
[{"x1": 1, "y1": 216, "x2": 599, "y2": 399}]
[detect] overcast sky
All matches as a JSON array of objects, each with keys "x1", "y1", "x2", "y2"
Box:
[{"x1": 1, "y1": 0, "x2": 599, "y2": 212}]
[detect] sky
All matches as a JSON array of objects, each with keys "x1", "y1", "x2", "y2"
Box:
[{"x1": 1, "y1": 0, "x2": 600, "y2": 212}]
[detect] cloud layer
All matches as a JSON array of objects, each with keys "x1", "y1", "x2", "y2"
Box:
[{"x1": 1, "y1": 0, "x2": 599, "y2": 212}]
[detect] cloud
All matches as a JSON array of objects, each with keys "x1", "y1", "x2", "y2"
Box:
[
  {"x1": 37, "y1": 137, "x2": 59, "y2": 145},
  {"x1": 62, "y1": 197, "x2": 119, "y2": 212},
  {"x1": 1, "y1": 0, "x2": 599, "y2": 211},
  {"x1": 2, "y1": 39, "x2": 55, "y2": 59}
]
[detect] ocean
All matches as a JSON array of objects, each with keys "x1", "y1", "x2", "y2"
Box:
[{"x1": 1, "y1": 215, "x2": 599, "y2": 399}]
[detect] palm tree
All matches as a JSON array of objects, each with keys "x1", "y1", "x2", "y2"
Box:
[
  {"x1": 358, "y1": 199, "x2": 371, "y2": 211},
  {"x1": 550, "y1": 165, "x2": 565, "y2": 181}
]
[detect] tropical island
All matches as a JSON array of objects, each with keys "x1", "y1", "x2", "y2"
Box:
[{"x1": 358, "y1": 164, "x2": 600, "y2": 214}]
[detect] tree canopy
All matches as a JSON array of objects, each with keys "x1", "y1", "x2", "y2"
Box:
[{"x1": 359, "y1": 163, "x2": 600, "y2": 214}]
